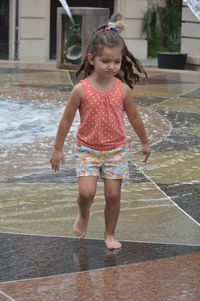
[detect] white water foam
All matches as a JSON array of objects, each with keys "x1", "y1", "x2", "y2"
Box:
[{"x1": 0, "y1": 99, "x2": 79, "y2": 145}]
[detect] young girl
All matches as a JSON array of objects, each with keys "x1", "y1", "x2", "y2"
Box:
[{"x1": 50, "y1": 23, "x2": 151, "y2": 250}]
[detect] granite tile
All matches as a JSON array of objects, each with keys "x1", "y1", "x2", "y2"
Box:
[
  {"x1": 151, "y1": 130, "x2": 200, "y2": 152},
  {"x1": 147, "y1": 75, "x2": 192, "y2": 84},
  {"x1": 14, "y1": 83, "x2": 72, "y2": 92},
  {"x1": 135, "y1": 96, "x2": 167, "y2": 107},
  {"x1": 0, "y1": 233, "x2": 199, "y2": 282},
  {"x1": 140, "y1": 150, "x2": 200, "y2": 184},
  {"x1": 133, "y1": 83, "x2": 199, "y2": 99},
  {"x1": 153, "y1": 110, "x2": 200, "y2": 128},
  {"x1": 0, "y1": 161, "x2": 148, "y2": 185},
  {"x1": 147, "y1": 69, "x2": 200, "y2": 84},
  {"x1": 1, "y1": 181, "x2": 200, "y2": 245},
  {"x1": 179, "y1": 125, "x2": 200, "y2": 137},
  {"x1": 0, "y1": 252, "x2": 199, "y2": 301},
  {"x1": 0, "y1": 68, "x2": 49, "y2": 74},
  {"x1": 182, "y1": 87, "x2": 200, "y2": 98},
  {"x1": 0, "y1": 70, "x2": 71, "y2": 86},
  {"x1": 0, "y1": 66, "x2": 199, "y2": 300},
  {"x1": 159, "y1": 183, "x2": 200, "y2": 223},
  {"x1": 151, "y1": 96, "x2": 200, "y2": 114}
]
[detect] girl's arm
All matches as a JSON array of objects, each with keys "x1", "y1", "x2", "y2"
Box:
[
  {"x1": 123, "y1": 84, "x2": 150, "y2": 162},
  {"x1": 50, "y1": 83, "x2": 82, "y2": 171}
]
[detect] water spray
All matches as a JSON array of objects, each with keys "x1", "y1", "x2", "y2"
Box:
[
  {"x1": 59, "y1": 0, "x2": 82, "y2": 64},
  {"x1": 59, "y1": 0, "x2": 75, "y2": 25},
  {"x1": 184, "y1": 0, "x2": 200, "y2": 20}
]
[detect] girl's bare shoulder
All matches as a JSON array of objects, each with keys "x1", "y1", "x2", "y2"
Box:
[
  {"x1": 66, "y1": 83, "x2": 83, "y2": 109},
  {"x1": 71, "y1": 82, "x2": 84, "y2": 97},
  {"x1": 122, "y1": 83, "x2": 133, "y2": 100}
]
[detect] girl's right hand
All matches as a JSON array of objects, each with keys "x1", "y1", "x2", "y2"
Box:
[
  {"x1": 141, "y1": 143, "x2": 151, "y2": 163},
  {"x1": 50, "y1": 149, "x2": 65, "y2": 172}
]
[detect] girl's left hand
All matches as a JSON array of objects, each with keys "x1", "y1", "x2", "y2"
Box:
[
  {"x1": 142, "y1": 144, "x2": 151, "y2": 163},
  {"x1": 50, "y1": 149, "x2": 65, "y2": 172}
]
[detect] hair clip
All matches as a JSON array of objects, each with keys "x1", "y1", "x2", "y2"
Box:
[{"x1": 104, "y1": 23, "x2": 119, "y2": 33}]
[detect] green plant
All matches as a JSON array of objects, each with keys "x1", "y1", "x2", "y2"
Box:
[{"x1": 142, "y1": 0, "x2": 182, "y2": 57}]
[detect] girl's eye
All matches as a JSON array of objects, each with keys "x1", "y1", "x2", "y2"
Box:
[{"x1": 101, "y1": 60, "x2": 121, "y2": 64}]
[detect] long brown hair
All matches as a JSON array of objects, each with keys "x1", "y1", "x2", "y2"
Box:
[{"x1": 76, "y1": 24, "x2": 147, "y2": 89}]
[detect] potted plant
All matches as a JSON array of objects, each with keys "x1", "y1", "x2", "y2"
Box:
[{"x1": 142, "y1": 0, "x2": 187, "y2": 69}]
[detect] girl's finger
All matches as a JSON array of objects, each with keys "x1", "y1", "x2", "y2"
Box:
[{"x1": 142, "y1": 152, "x2": 150, "y2": 163}]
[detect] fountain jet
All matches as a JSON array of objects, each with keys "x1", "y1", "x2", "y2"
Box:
[{"x1": 59, "y1": 0, "x2": 75, "y2": 24}]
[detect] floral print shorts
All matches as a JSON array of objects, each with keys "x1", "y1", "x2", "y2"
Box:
[{"x1": 75, "y1": 145, "x2": 129, "y2": 179}]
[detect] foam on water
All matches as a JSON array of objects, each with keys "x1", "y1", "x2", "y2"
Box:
[{"x1": 0, "y1": 98, "x2": 78, "y2": 145}]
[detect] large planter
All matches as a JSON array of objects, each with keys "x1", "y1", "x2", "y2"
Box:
[{"x1": 157, "y1": 52, "x2": 187, "y2": 70}]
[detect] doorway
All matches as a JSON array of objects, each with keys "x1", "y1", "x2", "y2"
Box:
[
  {"x1": 0, "y1": 0, "x2": 9, "y2": 59},
  {"x1": 50, "y1": 0, "x2": 114, "y2": 60}
]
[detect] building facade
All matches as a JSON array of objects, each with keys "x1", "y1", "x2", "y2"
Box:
[
  {"x1": 3, "y1": 0, "x2": 148, "y2": 62},
  {"x1": 181, "y1": 1, "x2": 200, "y2": 68},
  {"x1": 1, "y1": 0, "x2": 200, "y2": 69}
]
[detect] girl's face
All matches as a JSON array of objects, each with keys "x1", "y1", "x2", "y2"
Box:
[{"x1": 88, "y1": 46, "x2": 122, "y2": 79}]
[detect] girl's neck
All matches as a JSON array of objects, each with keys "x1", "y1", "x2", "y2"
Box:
[{"x1": 88, "y1": 73, "x2": 115, "y2": 92}]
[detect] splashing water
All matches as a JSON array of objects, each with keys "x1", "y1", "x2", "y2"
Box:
[
  {"x1": 184, "y1": 0, "x2": 200, "y2": 20},
  {"x1": 59, "y1": 0, "x2": 75, "y2": 24},
  {"x1": 0, "y1": 99, "x2": 65, "y2": 145}
]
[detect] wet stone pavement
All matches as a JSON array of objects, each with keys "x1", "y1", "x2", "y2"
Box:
[{"x1": 0, "y1": 67, "x2": 200, "y2": 300}]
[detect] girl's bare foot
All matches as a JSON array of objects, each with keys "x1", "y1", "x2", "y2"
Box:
[
  {"x1": 73, "y1": 213, "x2": 89, "y2": 238},
  {"x1": 104, "y1": 234, "x2": 122, "y2": 250}
]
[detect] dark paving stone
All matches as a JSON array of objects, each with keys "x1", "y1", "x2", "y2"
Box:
[
  {"x1": 151, "y1": 109, "x2": 200, "y2": 151},
  {"x1": 0, "y1": 68, "x2": 50, "y2": 74},
  {"x1": 0, "y1": 162, "x2": 148, "y2": 184},
  {"x1": 152, "y1": 129, "x2": 200, "y2": 152},
  {"x1": 181, "y1": 87, "x2": 200, "y2": 98},
  {"x1": 135, "y1": 96, "x2": 167, "y2": 107},
  {"x1": 155, "y1": 109, "x2": 200, "y2": 128},
  {"x1": 0, "y1": 233, "x2": 199, "y2": 282},
  {"x1": 12, "y1": 83, "x2": 72, "y2": 92},
  {"x1": 147, "y1": 77, "x2": 191, "y2": 84},
  {"x1": 0, "y1": 168, "x2": 78, "y2": 184},
  {"x1": 127, "y1": 161, "x2": 149, "y2": 183},
  {"x1": 158, "y1": 183, "x2": 200, "y2": 223}
]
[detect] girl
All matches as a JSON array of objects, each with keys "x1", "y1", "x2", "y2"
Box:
[{"x1": 50, "y1": 23, "x2": 151, "y2": 250}]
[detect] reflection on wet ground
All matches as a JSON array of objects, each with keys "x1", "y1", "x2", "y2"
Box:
[{"x1": 0, "y1": 67, "x2": 200, "y2": 300}]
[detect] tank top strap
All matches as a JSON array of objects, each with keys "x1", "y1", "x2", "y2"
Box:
[
  {"x1": 80, "y1": 79, "x2": 91, "y2": 100},
  {"x1": 115, "y1": 78, "x2": 125, "y2": 105}
]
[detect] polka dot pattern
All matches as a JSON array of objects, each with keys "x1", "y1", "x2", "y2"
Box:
[{"x1": 77, "y1": 78, "x2": 126, "y2": 150}]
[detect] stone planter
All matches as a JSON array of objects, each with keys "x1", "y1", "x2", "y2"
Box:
[{"x1": 157, "y1": 52, "x2": 187, "y2": 70}]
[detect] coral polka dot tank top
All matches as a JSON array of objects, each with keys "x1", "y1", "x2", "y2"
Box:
[{"x1": 77, "y1": 77, "x2": 126, "y2": 150}]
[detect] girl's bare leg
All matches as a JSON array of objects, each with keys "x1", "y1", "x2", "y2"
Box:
[
  {"x1": 73, "y1": 176, "x2": 98, "y2": 238},
  {"x1": 104, "y1": 179, "x2": 122, "y2": 249}
]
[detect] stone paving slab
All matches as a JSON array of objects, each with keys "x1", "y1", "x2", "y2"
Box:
[
  {"x1": 0, "y1": 67, "x2": 200, "y2": 300},
  {"x1": 0, "y1": 182, "x2": 199, "y2": 245},
  {"x1": 0, "y1": 252, "x2": 200, "y2": 301}
]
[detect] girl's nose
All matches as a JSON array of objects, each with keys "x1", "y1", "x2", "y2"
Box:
[{"x1": 108, "y1": 63, "x2": 114, "y2": 70}]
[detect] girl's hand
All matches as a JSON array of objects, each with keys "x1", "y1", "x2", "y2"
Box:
[
  {"x1": 142, "y1": 143, "x2": 151, "y2": 163},
  {"x1": 50, "y1": 149, "x2": 65, "y2": 172}
]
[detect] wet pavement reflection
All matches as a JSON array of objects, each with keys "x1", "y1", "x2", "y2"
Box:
[{"x1": 0, "y1": 67, "x2": 200, "y2": 300}]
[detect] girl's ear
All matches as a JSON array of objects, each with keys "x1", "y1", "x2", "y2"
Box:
[{"x1": 87, "y1": 53, "x2": 94, "y2": 65}]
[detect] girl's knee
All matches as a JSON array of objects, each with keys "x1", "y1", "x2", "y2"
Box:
[
  {"x1": 105, "y1": 190, "x2": 120, "y2": 203},
  {"x1": 78, "y1": 189, "x2": 96, "y2": 203}
]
